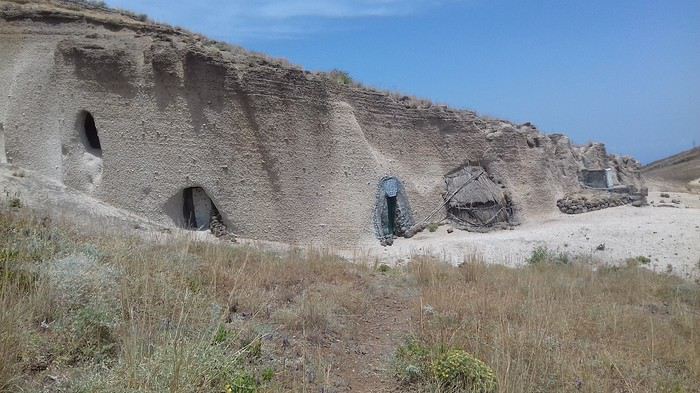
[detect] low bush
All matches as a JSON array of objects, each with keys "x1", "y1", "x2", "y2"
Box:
[
  {"x1": 527, "y1": 245, "x2": 550, "y2": 264},
  {"x1": 394, "y1": 341, "x2": 497, "y2": 392},
  {"x1": 394, "y1": 339, "x2": 430, "y2": 384},
  {"x1": 432, "y1": 349, "x2": 497, "y2": 393},
  {"x1": 327, "y1": 69, "x2": 353, "y2": 85}
]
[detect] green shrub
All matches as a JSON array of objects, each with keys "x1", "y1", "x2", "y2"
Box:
[
  {"x1": 636, "y1": 255, "x2": 651, "y2": 265},
  {"x1": 8, "y1": 198, "x2": 21, "y2": 209},
  {"x1": 213, "y1": 325, "x2": 231, "y2": 345},
  {"x1": 226, "y1": 373, "x2": 257, "y2": 393},
  {"x1": 432, "y1": 350, "x2": 497, "y2": 393},
  {"x1": 527, "y1": 246, "x2": 550, "y2": 265},
  {"x1": 428, "y1": 223, "x2": 439, "y2": 233},
  {"x1": 526, "y1": 246, "x2": 571, "y2": 265},
  {"x1": 626, "y1": 255, "x2": 652, "y2": 268},
  {"x1": 71, "y1": 306, "x2": 118, "y2": 362},
  {"x1": 394, "y1": 340, "x2": 429, "y2": 384},
  {"x1": 328, "y1": 69, "x2": 353, "y2": 85},
  {"x1": 261, "y1": 367, "x2": 274, "y2": 382}
]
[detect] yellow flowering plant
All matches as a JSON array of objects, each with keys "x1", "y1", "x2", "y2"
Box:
[{"x1": 431, "y1": 350, "x2": 497, "y2": 393}]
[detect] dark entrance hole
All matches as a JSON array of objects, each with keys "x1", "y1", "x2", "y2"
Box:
[
  {"x1": 81, "y1": 111, "x2": 102, "y2": 151},
  {"x1": 181, "y1": 186, "x2": 221, "y2": 230},
  {"x1": 386, "y1": 195, "x2": 397, "y2": 235},
  {"x1": 373, "y1": 177, "x2": 415, "y2": 244}
]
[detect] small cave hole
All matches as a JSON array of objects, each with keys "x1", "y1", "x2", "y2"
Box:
[
  {"x1": 181, "y1": 187, "x2": 221, "y2": 230},
  {"x1": 81, "y1": 111, "x2": 102, "y2": 151}
]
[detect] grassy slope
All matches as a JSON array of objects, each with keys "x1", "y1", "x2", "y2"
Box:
[
  {"x1": 643, "y1": 147, "x2": 700, "y2": 189},
  {"x1": 1, "y1": 200, "x2": 699, "y2": 392}
]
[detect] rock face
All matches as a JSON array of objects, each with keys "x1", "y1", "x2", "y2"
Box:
[
  {"x1": 576, "y1": 142, "x2": 643, "y2": 188},
  {"x1": 0, "y1": 1, "x2": 642, "y2": 246}
]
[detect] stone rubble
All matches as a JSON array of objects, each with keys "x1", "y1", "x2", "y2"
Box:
[{"x1": 557, "y1": 187, "x2": 648, "y2": 214}]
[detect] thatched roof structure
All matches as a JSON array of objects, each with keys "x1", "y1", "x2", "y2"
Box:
[
  {"x1": 445, "y1": 167, "x2": 505, "y2": 207},
  {"x1": 444, "y1": 166, "x2": 512, "y2": 230}
]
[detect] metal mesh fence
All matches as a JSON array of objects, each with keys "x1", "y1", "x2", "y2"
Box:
[{"x1": 373, "y1": 176, "x2": 415, "y2": 241}]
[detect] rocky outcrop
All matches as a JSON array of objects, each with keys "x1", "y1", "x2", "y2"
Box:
[
  {"x1": 0, "y1": 0, "x2": 643, "y2": 246},
  {"x1": 576, "y1": 142, "x2": 643, "y2": 188}
]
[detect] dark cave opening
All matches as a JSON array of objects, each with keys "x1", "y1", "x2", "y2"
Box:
[
  {"x1": 82, "y1": 111, "x2": 102, "y2": 151},
  {"x1": 374, "y1": 177, "x2": 415, "y2": 244},
  {"x1": 181, "y1": 186, "x2": 221, "y2": 230}
]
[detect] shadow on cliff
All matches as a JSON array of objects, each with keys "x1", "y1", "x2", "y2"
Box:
[
  {"x1": 59, "y1": 41, "x2": 137, "y2": 99},
  {"x1": 182, "y1": 50, "x2": 225, "y2": 133}
]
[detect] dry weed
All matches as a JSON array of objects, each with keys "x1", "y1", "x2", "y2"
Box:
[{"x1": 400, "y1": 255, "x2": 700, "y2": 392}]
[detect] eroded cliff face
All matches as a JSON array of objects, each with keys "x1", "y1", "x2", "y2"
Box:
[{"x1": 0, "y1": 0, "x2": 641, "y2": 246}]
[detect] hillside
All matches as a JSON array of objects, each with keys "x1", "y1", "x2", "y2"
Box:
[
  {"x1": 0, "y1": 0, "x2": 642, "y2": 246},
  {"x1": 643, "y1": 147, "x2": 700, "y2": 192}
]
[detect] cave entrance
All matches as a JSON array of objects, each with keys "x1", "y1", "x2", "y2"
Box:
[
  {"x1": 182, "y1": 187, "x2": 221, "y2": 230},
  {"x1": 386, "y1": 195, "x2": 397, "y2": 235},
  {"x1": 63, "y1": 111, "x2": 103, "y2": 194},
  {"x1": 80, "y1": 111, "x2": 102, "y2": 154},
  {"x1": 374, "y1": 177, "x2": 414, "y2": 244},
  {"x1": 0, "y1": 122, "x2": 6, "y2": 163}
]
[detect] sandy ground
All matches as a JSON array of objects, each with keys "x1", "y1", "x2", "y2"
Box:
[
  {"x1": 348, "y1": 191, "x2": 700, "y2": 279},
  {"x1": 3, "y1": 164, "x2": 699, "y2": 279}
]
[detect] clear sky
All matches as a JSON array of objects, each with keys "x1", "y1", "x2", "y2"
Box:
[{"x1": 106, "y1": 0, "x2": 699, "y2": 164}]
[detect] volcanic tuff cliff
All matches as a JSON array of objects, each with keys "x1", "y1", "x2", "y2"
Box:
[{"x1": 0, "y1": 0, "x2": 642, "y2": 246}]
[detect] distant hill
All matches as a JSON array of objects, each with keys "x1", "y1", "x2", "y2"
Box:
[{"x1": 642, "y1": 147, "x2": 700, "y2": 191}]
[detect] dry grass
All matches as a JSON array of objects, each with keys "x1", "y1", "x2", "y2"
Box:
[
  {"x1": 0, "y1": 203, "x2": 377, "y2": 392},
  {"x1": 1, "y1": 201, "x2": 699, "y2": 392},
  {"x1": 400, "y1": 255, "x2": 699, "y2": 392}
]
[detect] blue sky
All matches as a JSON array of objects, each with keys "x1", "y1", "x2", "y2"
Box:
[{"x1": 106, "y1": 0, "x2": 700, "y2": 163}]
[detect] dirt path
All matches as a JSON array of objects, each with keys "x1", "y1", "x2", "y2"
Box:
[{"x1": 323, "y1": 276, "x2": 415, "y2": 392}]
